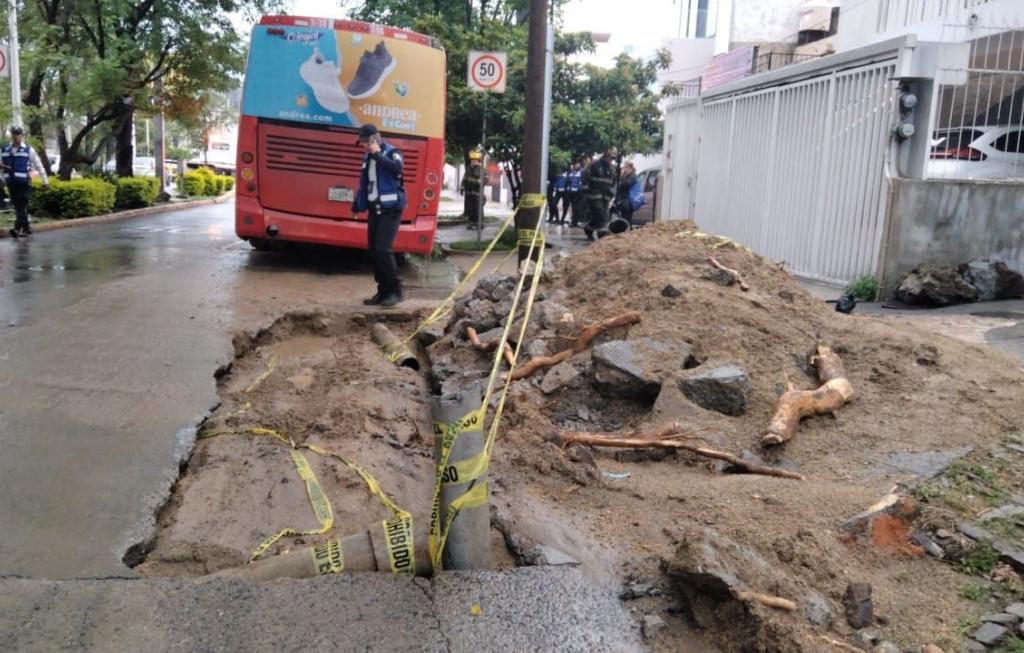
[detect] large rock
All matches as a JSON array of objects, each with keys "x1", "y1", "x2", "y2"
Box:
[
  {"x1": 592, "y1": 338, "x2": 697, "y2": 401},
  {"x1": 843, "y1": 582, "x2": 874, "y2": 629},
  {"x1": 896, "y1": 264, "x2": 978, "y2": 306},
  {"x1": 959, "y1": 259, "x2": 1024, "y2": 301},
  {"x1": 677, "y1": 364, "x2": 750, "y2": 416}
]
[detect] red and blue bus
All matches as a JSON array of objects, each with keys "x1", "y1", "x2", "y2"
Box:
[{"x1": 236, "y1": 16, "x2": 446, "y2": 254}]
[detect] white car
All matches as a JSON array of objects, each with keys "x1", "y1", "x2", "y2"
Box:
[
  {"x1": 928, "y1": 125, "x2": 1024, "y2": 180},
  {"x1": 104, "y1": 156, "x2": 156, "y2": 176}
]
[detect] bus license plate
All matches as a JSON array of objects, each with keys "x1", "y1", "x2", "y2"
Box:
[{"x1": 328, "y1": 187, "x2": 353, "y2": 202}]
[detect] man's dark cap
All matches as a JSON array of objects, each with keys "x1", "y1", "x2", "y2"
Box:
[
  {"x1": 357, "y1": 124, "x2": 379, "y2": 142},
  {"x1": 10, "y1": 126, "x2": 24, "y2": 135}
]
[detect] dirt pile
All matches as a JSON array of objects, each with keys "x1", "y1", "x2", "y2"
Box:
[{"x1": 139, "y1": 222, "x2": 1024, "y2": 652}]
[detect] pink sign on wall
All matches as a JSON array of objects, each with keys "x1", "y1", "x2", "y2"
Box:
[{"x1": 700, "y1": 46, "x2": 756, "y2": 92}]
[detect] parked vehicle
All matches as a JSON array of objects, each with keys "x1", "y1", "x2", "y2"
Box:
[
  {"x1": 632, "y1": 167, "x2": 659, "y2": 225},
  {"x1": 104, "y1": 156, "x2": 156, "y2": 176},
  {"x1": 928, "y1": 125, "x2": 1024, "y2": 180}
]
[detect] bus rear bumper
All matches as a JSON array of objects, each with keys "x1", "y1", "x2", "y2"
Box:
[{"x1": 235, "y1": 197, "x2": 437, "y2": 255}]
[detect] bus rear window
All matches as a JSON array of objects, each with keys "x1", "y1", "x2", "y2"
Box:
[{"x1": 242, "y1": 25, "x2": 445, "y2": 140}]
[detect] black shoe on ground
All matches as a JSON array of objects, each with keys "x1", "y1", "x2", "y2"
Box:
[
  {"x1": 379, "y1": 292, "x2": 404, "y2": 308},
  {"x1": 348, "y1": 41, "x2": 396, "y2": 99},
  {"x1": 22, "y1": 227, "x2": 32, "y2": 236},
  {"x1": 8, "y1": 228, "x2": 19, "y2": 239},
  {"x1": 363, "y1": 292, "x2": 384, "y2": 306}
]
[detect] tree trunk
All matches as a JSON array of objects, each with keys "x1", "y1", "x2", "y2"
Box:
[{"x1": 114, "y1": 95, "x2": 136, "y2": 177}]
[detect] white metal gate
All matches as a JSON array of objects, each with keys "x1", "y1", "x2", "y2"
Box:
[
  {"x1": 664, "y1": 58, "x2": 900, "y2": 285},
  {"x1": 661, "y1": 98, "x2": 701, "y2": 220}
]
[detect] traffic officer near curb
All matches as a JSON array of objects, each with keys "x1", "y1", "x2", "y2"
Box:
[
  {"x1": 353, "y1": 124, "x2": 407, "y2": 308},
  {"x1": 582, "y1": 146, "x2": 617, "y2": 240},
  {"x1": 3, "y1": 126, "x2": 49, "y2": 238},
  {"x1": 461, "y1": 150, "x2": 484, "y2": 230}
]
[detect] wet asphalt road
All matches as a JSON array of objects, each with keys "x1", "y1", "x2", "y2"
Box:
[{"x1": 0, "y1": 201, "x2": 455, "y2": 579}]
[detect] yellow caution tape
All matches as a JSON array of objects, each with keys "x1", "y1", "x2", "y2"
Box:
[
  {"x1": 516, "y1": 229, "x2": 544, "y2": 247},
  {"x1": 427, "y1": 202, "x2": 547, "y2": 571},
  {"x1": 249, "y1": 448, "x2": 334, "y2": 562},
  {"x1": 246, "y1": 355, "x2": 278, "y2": 393},
  {"x1": 518, "y1": 193, "x2": 545, "y2": 209},
  {"x1": 382, "y1": 514, "x2": 415, "y2": 575},
  {"x1": 312, "y1": 538, "x2": 344, "y2": 575}
]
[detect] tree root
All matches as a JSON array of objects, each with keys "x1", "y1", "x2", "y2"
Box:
[
  {"x1": 552, "y1": 422, "x2": 804, "y2": 480},
  {"x1": 466, "y1": 327, "x2": 515, "y2": 367},
  {"x1": 733, "y1": 590, "x2": 797, "y2": 611},
  {"x1": 708, "y1": 256, "x2": 750, "y2": 291},
  {"x1": 510, "y1": 311, "x2": 642, "y2": 381},
  {"x1": 762, "y1": 345, "x2": 853, "y2": 446}
]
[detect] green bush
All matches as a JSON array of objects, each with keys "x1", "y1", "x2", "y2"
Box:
[
  {"x1": 845, "y1": 275, "x2": 880, "y2": 302},
  {"x1": 192, "y1": 167, "x2": 219, "y2": 196},
  {"x1": 114, "y1": 177, "x2": 160, "y2": 210},
  {"x1": 182, "y1": 171, "x2": 207, "y2": 197},
  {"x1": 218, "y1": 175, "x2": 234, "y2": 192},
  {"x1": 28, "y1": 178, "x2": 116, "y2": 219}
]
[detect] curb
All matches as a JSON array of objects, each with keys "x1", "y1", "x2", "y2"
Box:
[{"x1": 0, "y1": 192, "x2": 235, "y2": 239}]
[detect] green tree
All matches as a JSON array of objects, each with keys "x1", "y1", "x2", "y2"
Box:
[{"x1": 14, "y1": 0, "x2": 279, "y2": 179}]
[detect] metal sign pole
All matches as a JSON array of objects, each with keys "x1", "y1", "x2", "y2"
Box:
[
  {"x1": 478, "y1": 92, "x2": 488, "y2": 243},
  {"x1": 8, "y1": 0, "x2": 22, "y2": 127}
]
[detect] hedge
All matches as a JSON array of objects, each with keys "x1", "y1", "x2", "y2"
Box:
[
  {"x1": 183, "y1": 169, "x2": 234, "y2": 197},
  {"x1": 29, "y1": 179, "x2": 116, "y2": 219},
  {"x1": 114, "y1": 177, "x2": 160, "y2": 210}
]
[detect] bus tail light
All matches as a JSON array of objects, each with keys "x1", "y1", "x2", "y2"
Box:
[
  {"x1": 423, "y1": 187, "x2": 435, "y2": 200},
  {"x1": 241, "y1": 152, "x2": 254, "y2": 164},
  {"x1": 241, "y1": 168, "x2": 255, "y2": 180}
]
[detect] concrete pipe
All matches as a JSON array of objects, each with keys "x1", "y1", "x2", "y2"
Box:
[
  {"x1": 371, "y1": 323, "x2": 420, "y2": 371},
  {"x1": 208, "y1": 518, "x2": 432, "y2": 581},
  {"x1": 431, "y1": 382, "x2": 491, "y2": 570}
]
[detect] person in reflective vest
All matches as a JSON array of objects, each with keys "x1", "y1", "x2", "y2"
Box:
[
  {"x1": 352, "y1": 124, "x2": 407, "y2": 308},
  {"x1": 461, "y1": 150, "x2": 484, "y2": 230},
  {"x1": 582, "y1": 146, "x2": 617, "y2": 240},
  {"x1": 566, "y1": 161, "x2": 583, "y2": 226},
  {"x1": 3, "y1": 126, "x2": 49, "y2": 238},
  {"x1": 548, "y1": 167, "x2": 570, "y2": 225}
]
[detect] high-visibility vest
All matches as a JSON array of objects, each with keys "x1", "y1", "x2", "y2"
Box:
[{"x1": 1, "y1": 144, "x2": 32, "y2": 185}]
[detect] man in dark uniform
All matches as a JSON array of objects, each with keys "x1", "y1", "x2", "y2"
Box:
[
  {"x1": 3, "y1": 126, "x2": 49, "y2": 238},
  {"x1": 461, "y1": 150, "x2": 484, "y2": 229},
  {"x1": 582, "y1": 147, "x2": 617, "y2": 240},
  {"x1": 353, "y1": 124, "x2": 407, "y2": 307},
  {"x1": 565, "y1": 161, "x2": 583, "y2": 226}
]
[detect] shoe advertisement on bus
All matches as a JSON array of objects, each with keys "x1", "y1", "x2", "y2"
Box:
[{"x1": 242, "y1": 24, "x2": 444, "y2": 140}]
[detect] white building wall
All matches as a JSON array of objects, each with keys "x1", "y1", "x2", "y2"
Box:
[{"x1": 838, "y1": 0, "x2": 1024, "y2": 51}]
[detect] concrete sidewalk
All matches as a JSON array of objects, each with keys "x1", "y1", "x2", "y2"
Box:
[{"x1": 0, "y1": 567, "x2": 642, "y2": 653}]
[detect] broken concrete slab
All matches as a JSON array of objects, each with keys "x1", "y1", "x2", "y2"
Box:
[
  {"x1": 522, "y1": 545, "x2": 580, "y2": 567},
  {"x1": 981, "y1": 504, "x2": 1024, "y2": 522},
  {"x1": 677, "y1": 364, "x2": 750, "y2": 417},
  {"x1": 972, "y1": 621, "x2": 1008, "y2": 646},
  {"x1": 592, "y1": 338, "x2": 696, "y2": 402},
  {"x1": 802, "y1": 591, "x2": 834, "y2": 627},
  {"x1": 958, "y1": 521, "x2": 1024, "y2": 572},
  {"x1": 1004, "y1": 603, "x2": 1024, "y2": 619},
  {"x1": 883, "y1": 446, "x2": 973, "y2": 478}
]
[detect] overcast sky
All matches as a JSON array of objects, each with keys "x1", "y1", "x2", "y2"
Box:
[{"x1": 269, "y1": 0, "x2": 684, "y2": 66}]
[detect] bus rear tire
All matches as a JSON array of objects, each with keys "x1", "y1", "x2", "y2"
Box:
[{"x1": 249, "y1": 238, "x2": 273, "y2": 252}]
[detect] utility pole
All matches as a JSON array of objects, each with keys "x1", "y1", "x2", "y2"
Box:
[
  {"x1": 539, "y1": 10, "x2": 554, "y2": 194},
  {"x1": 517, "y1": 0, "x2": 547, "y2": 265},
  {"x1": 8, "y1": 0, "x2": 22, "y2": 128}
]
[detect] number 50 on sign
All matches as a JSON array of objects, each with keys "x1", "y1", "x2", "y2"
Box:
[{"x1": 468, "y1": 51, "x2": 506, "y2": 93}]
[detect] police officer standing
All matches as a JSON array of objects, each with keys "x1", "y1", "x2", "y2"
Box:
[
  {"x1": 582, "y1": 147, "x2": 617, "y2": 240},
  {"x1": 353, "y1": 124, "x2": 406, "y2": 307},
  {"x1": 3, "y1": 126, "x2": 49, "y2": 238},
  {"x1": 461, "y1": 150, "x2": 484, "y2": 230}
]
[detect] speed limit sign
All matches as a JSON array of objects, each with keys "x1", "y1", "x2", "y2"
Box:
[{"x1": 468, "y1": 51, "x2": 506, "y2": 93}]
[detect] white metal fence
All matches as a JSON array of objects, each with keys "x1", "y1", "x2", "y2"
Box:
[{"x1": 663, "y1": 57, "x2": 900, "y2": 285}]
